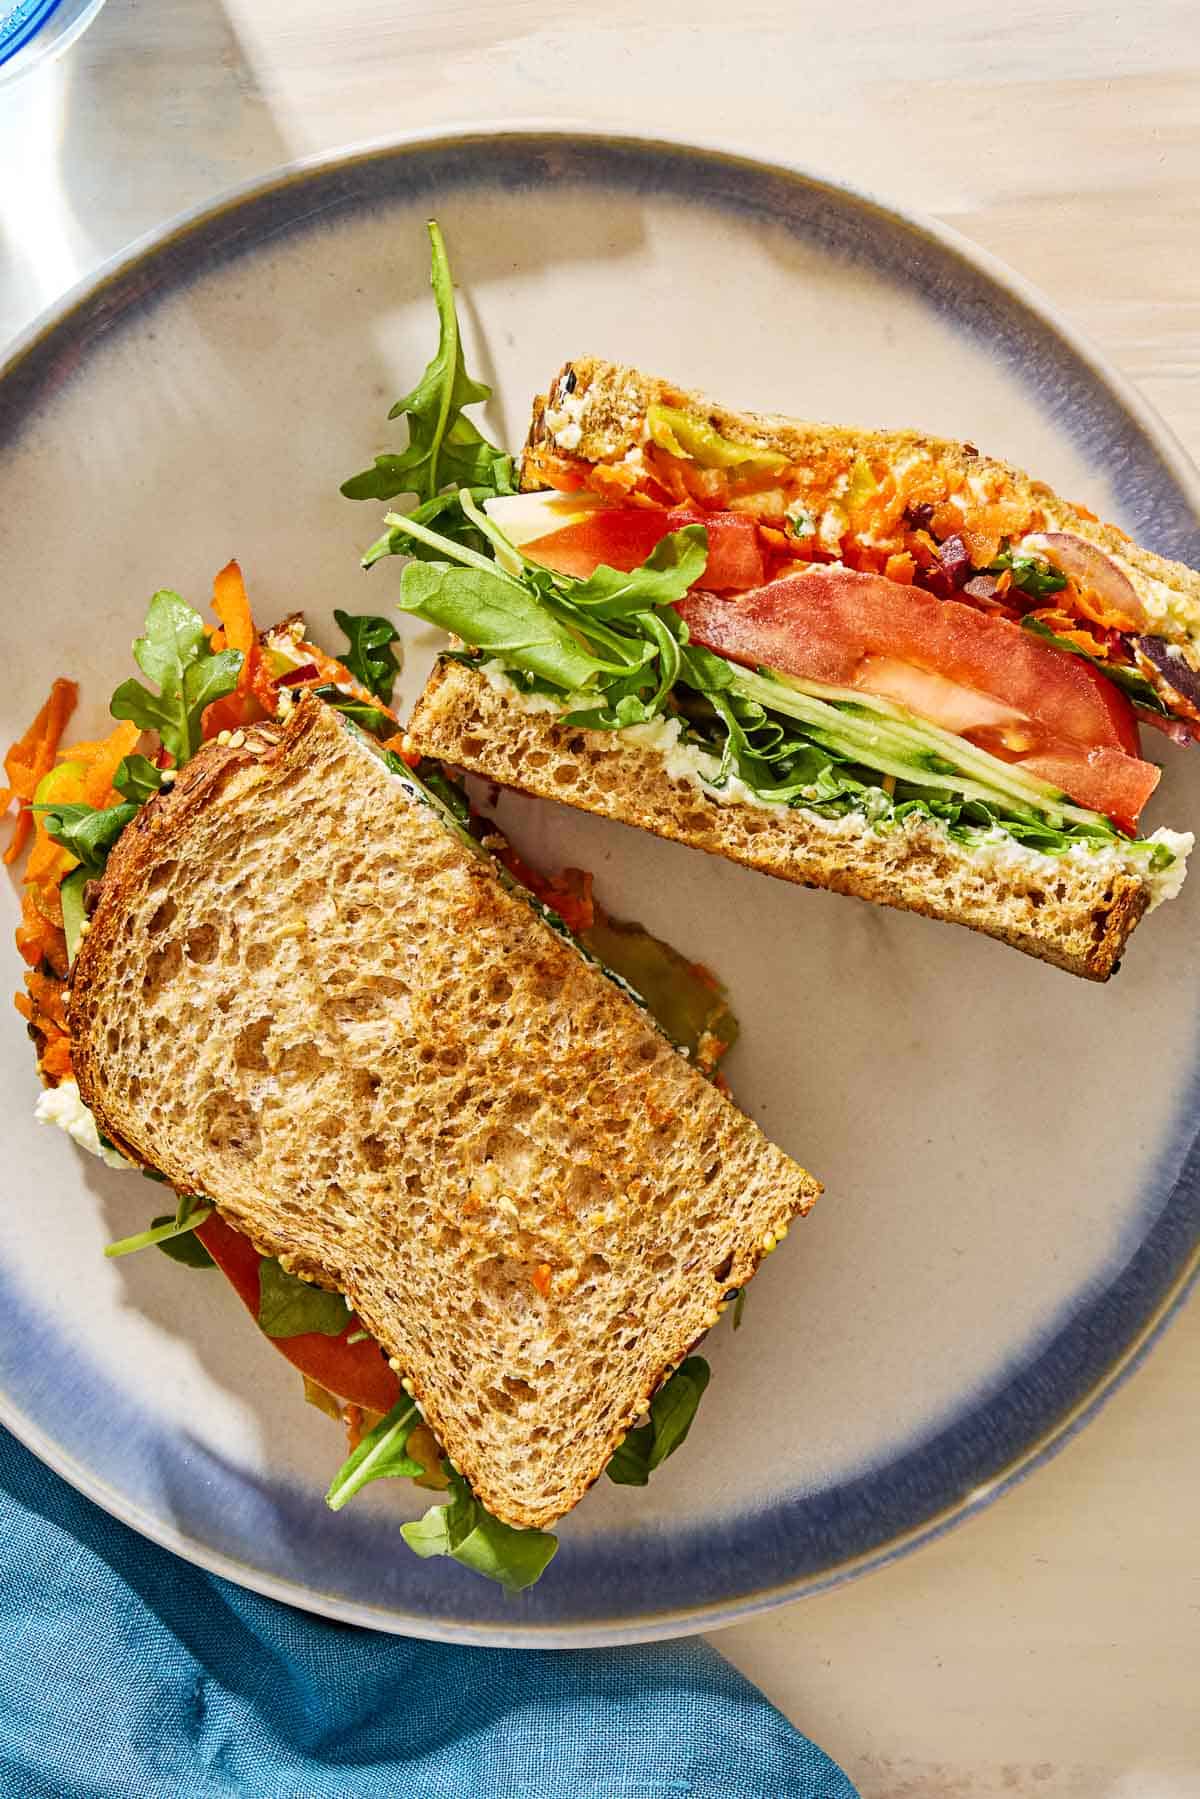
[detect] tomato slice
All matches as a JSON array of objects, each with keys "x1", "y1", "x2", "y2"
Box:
[
  {"x1": 524, "y1": 506, "x2": 764, "y2": 592},
  {"x1": 676, "y1": 567, "x2": 1158, "y2": 826},
  {"x1": 195, "y1": 1214, "x2": 401, "y2": 1414},
  {"x1": 1015, "y1": 749, "x2": 1159, "y2": 836}
]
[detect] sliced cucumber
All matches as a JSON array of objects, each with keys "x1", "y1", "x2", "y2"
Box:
[
  {"x1": 729, "y1": 667, "x2": 1114, "y2": 835},
  {"x1": 60, "y1": 867, "x2": 89, "y2": 965}
]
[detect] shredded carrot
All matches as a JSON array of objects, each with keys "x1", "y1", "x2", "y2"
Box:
[
  {"x1": 204, "y1": 561, "x2": 278, "y2": 735},
  {"x1": 491, "y1": 849, "x2": 595, "y2": 934},
  {"x1": 15, "y1": 889, "x2": 67, "y2": 973},
  {"x1": 379, "y1": 731, "x2": 421, "y2": 768},
  {"x1": 213, "y1": 559, "x2": 256, "y2": 664},
  {"x1": 77, "y1": 721, "x2": 140, "y2": 809},
  {"x1": 25, "y1": 970, "x2": 68, "y2": 1028},
  {"x1": 39, "y1": 1036, "x2": 74, "y2": 1082},
  {"x1": 293, "y1": 639, "x2": 399, "y2": 717},
  {"x1": 17, "y1": 963, "x2": 73, "y2": 1083},
  {"x1": 1, "y1": 678, "x2": 78, "y2": 865},
  {"x1": 531, "y1": 1263, "x2": 553, "y2": 1298}
]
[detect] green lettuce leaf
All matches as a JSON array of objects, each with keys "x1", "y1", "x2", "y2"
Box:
[
  {"x1": 987, "y1": 544, "x2": 1068, "y2": 598},
  {"x1": 1021, "y1": 616, "x2": 1169, "y2": 714},
  {"x1": 105, "y1": 1194, "x2": 213, "y2": 1260},
  {"x1": 257, "y1": 1259, "x2": 351, "y2": 1339},
  {"x1": 310, "y1": 684, "x2": 395, "y2": 738},
  {"x1": 332, "y1": 610, "x2": 402, "y2": 704},
  {"x1": 35, "y1": 801, "x2": 140, "y2": 879},
  {"x1": 152, "y1": 1198, "x2": 217, "y2": 1269},
  {"x1": 340, "y1": 221, "x2": 513, "y2": 506},
  {"x1": 566, "y1": 527, "x2": 707, "y2": 618},
  {"x1": 401, "y1": 1468, "x2": 558, "y2": 1592},
  {"x1": 325, "y1": 1398, "x2": 424, "y2": 1509},
  {"x1": 606, "y1": 1357, "x2": 711, "y2": 1486},
  {"x1": 113, "y1": 755, "x2": 167, "y2": 803},
  {"x1": 398, "y1": 559, "x2": 607, "y2": 692},
  {"x1": 110, "y1": 590, "x2": 242, "y2": 765}
]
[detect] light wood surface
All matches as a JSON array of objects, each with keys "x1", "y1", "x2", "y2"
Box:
[{"x1": 2, "y1": 3, "x2": 1199, "y2": 1792}]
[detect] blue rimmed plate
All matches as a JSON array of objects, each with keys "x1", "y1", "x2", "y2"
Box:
[{"x1": 1, "y1": 129, "x2": 1198, "y2": 1646}]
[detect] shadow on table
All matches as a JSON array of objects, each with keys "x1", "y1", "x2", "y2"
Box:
[{"x1": 53, "y1": 0, "x2": 293, "y2": 266}]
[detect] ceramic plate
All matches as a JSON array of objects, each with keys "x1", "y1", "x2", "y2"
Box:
[{"x1": 1, "y1": 130, "x2": 1198, "y2": 1647}]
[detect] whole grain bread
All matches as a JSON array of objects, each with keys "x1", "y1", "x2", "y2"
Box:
[
  {"x1": 526, "y1": 357, "x2": 1200, "y2": 658},
  {"x1": 407, "y1": 658, "x2": 1152, "y2": 981},
  {"x1": 69, "y1": 692, "x2": 819, "y2": 1529}
]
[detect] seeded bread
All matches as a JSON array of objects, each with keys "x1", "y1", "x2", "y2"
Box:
[
  {"x1": 407, "y1": 658, "x2": 1152, "y2": 981},
  {"x1": 69, "y1": 692, "x2": 819, "y2": 1529},
  {"x1": 526, "y1": 357, "x2": 1200, "y2": 658}
]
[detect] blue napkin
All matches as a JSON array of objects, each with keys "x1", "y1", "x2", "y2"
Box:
[{"x1": 0, "y1": 1428, "x2": 856, "y2": 1799}]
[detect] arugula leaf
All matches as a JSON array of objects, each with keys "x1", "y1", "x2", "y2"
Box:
[
  {"x1": 399, "y1": 560, "x2": 605, "y2": 692},
  {"x1": 401, "y1": 1467, "x2": 558, "y2": 1592},
  {"x1": 257, "y1": 1259, "x2": 351, "y2": 1339},
  {"x1": 565, "y1": 527, "x2": 708, "y2": 618},
  {"x1": 606, "y1": 1357, "x2": 711, "y2": 1486},
  {"x1": 105, "y1": 1194, "x2": 213, "y2": 1259},
  {"x1": 152, "y1": 1194, "x2": 216, "y2": 1268},
  {"x1": 113, "y1": 755, "x2": 166, "y2": 803},
  {"x1": 110, "y1": 590, "x2": 242, "y2": 766},
  {"x1": 325, "y1": 1397, "x2": 424, "y2": 1509},
  {"x1": 1021, "y1": 616, "x2": 1169, "y2": 714},
  {"x1": 36, "y1": 801, "x2": 140, "y2": 878},
  {"x1": 732, "y1": 1289, "x2": 747, "y2": 1331},
  {"x1": 332, "y1": 610, "x2": 402, "y2": 704},
  {"x1": 340, "y1": 221, "x2": 513, "y2": 506},
  {"x1": 310, "y1": 684, "x2": 395, "y2": 738},
  {"x1": 418, "y1": 764, "x2": 472, "y2": 824}
]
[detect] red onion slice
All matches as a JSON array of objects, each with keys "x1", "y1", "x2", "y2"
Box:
[{"x1": 1019, "y1": 532, "x2": 1147, "y2": 629}]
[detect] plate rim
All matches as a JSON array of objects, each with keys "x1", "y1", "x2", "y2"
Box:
[{"x1": 2, "y1": 121, "x2": 1198, "y2": 1648}]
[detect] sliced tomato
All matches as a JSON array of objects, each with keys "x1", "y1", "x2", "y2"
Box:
[
  {"x1": 524, "y1": 506, "x2": 764, "y2": 592},
  {"x1": 525, "y1": 508, "x2": 667, "y2": 578},
  {"x1": 1009, "y1": 747, "x2": 1159, "y2": 835},
  {"x1": 677, "y1": 567, "x2": 1158, "y2": 826},
  {"x1": 195, "y1": 1214, "x2": 400, "y2": 1414}
]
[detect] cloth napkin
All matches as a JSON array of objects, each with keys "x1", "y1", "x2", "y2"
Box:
[{"x1": 0, "y1": 1429, "x2": 857, "y2": 1799}]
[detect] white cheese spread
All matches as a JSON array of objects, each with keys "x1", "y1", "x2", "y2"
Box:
[
  {"x1": 475, "y1": 662, "x2": 1192, "y2": 909},
  {"x1": 35, "y1": 1079, "x2": 132, "y2": 1169}
]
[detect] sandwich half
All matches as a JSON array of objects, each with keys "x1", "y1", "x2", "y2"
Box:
[
  {"x1": 388, "y1": 358, "x2": 1196, "y2": 981},
  {"x1": 68, "y1": 690, "x2": 819, "y2": 1530}
]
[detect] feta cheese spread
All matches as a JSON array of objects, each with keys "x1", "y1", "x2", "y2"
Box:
[
  {"x1": 475, "y1": 662, "x2": 1192, "y2": 910},
  {"x1": 35, "y1": 1078, "x2": 132, "y2": 1169}
]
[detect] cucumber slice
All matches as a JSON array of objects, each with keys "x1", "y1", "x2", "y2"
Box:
[
  {"x1": 729, "y1": 667, "x2": 1114, "y2": 834},
  {"x1": 60, "y1": 867, "x2": 88, "y2": 965},
  {"x1": 33, "y1": 759, "x2": 86, "y2": 809}
]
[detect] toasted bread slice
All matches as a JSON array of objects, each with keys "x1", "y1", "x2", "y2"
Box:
[
  {"x1": 407, "y1": 657, "x2": 1154, "y2": 981},
  {"x1": 69, "y1": 693, "x2": 819, "y2": 1529},
  {"x1": 524, "y1": 357, "x2": 1200, "y2": 656}
]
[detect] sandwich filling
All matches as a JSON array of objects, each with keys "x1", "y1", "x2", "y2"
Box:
[
  {"x1": 525, "y1": 369, "x2": 1200, "y2": 730},
  {"x1": 365, "y1": 495, "x2": 1192, "y2": 899}
]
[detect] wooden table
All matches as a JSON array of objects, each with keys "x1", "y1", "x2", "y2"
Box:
[{"x1": 3, "y1": 3, "x2": 1198, "y2": 1791}]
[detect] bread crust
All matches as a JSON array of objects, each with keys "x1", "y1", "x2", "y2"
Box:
[
  {"x1": 407, "y1": 659, "x2": 1150, "y2": 981},
  {"x1": 525, "y1": 357, "x2": 1200, "y2": 656},
  {"x1": 69, "y1": 694, "x2": 819, "y2": 1528}
]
